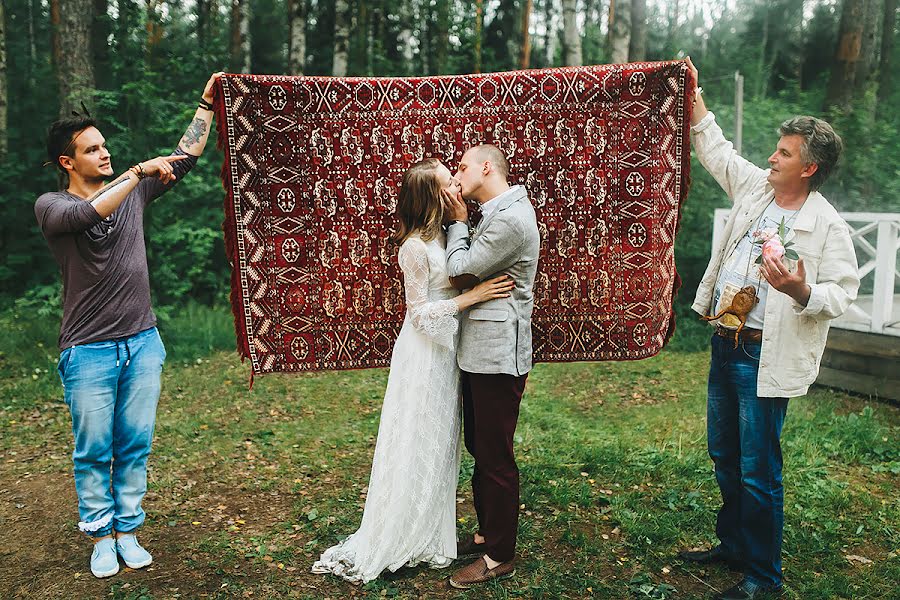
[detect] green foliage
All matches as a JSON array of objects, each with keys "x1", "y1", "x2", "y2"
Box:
[{"x1": 2, "y1": 0, "x2": 898, "y2": 333}]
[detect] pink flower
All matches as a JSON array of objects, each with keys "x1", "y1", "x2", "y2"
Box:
[
  {"x1": 762, "y1": 238, "x2": 785, "y2": 260},
  {"x1": 753, "y1": 227, "x2": 779, "y2": 242}
]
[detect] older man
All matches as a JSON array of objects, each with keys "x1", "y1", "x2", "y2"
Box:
[{"x1": 678, "y1": 59, "x2": 860, "y2": 600}]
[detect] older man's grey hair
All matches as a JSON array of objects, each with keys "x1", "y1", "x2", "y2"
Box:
[
  {"x1": 474, "y1": 144, "x2": 511, "y2": 179},
  {"x1": 778, "y1": 116, "x2": 842, "y2": 191}
]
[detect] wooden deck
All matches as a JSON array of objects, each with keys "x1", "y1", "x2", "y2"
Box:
[{"x1": 816, "y1": 294, "x2": 900, "y2": 401}]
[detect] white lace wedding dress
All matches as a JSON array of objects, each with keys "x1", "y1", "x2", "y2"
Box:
[{"x1": 311, "y1": 232, "x2": 462, "y2": 584}]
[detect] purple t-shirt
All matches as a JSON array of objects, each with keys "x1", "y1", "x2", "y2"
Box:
[{"x1": 35, "y1": 150, "x2": 198, "y2": 349}]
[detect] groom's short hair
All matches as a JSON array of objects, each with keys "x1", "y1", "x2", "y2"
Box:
[{"x1": 474, "y1": 144, "x2": 510, "y2": 179}]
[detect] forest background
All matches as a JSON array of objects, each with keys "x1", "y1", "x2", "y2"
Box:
[{"x1": 0, "y1": 0, "x2": 897, "y2": 350}]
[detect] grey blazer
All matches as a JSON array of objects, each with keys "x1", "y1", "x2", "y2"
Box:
[{"x1": 446, "y1": 185, "x2": 541, "y2": 376}]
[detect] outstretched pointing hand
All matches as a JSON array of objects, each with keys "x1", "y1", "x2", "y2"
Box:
[{"x1": 141, "y1": 155, "x2": 189, "y2": 185}]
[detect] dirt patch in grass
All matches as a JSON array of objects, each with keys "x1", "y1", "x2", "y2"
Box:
[
  {"x1": 0, "y1": 469, "x2": 526, "y2": 599},
  {"x1": 0, "y1": 469, "x2": 305, "y2": 599}
]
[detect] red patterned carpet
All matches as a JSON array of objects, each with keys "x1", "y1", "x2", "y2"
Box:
[{"x1": 215, "y1": 61, "x2": 695, "y2": 375}]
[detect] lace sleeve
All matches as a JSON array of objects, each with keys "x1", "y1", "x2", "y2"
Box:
[{"x1": 398, "y1": 238, "x2": 459, "y2": 350}]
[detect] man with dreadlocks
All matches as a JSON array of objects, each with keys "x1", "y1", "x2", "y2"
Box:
[{"x1": 34, "y1": 73, "x2": 222, "y2": 579}]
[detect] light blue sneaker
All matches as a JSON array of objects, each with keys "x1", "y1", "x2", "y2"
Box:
[
  {"x1": 90, "y1": 537, "x2": 120, "y2": 578},
  {"x1": 115, "y1": 534, "x2": 153, "y2": 569}
]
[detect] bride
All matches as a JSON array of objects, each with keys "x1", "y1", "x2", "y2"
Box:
[{"x1": 311, "y1": 158, "x2": 514, "y2": 584}]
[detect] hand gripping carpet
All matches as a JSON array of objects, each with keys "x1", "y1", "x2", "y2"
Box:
[{"x1": 215, "y1": 60, "x2": 695, "y2": 375}]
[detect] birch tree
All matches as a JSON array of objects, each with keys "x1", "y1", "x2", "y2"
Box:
[
  {"x1": 520, "y1": 0, "x2": 532, "y2": 68},
  {"x1": 608, "y1": 0, "x2": 631, "y2": 64},
  {"x1": 629, "y1": 0, "x2": 647, "y2": 62},
  {"x1": 543, "y1": 0, "x2": 555, "y2": 66},
  {"x1": 562, "y1": 0, "x2": 581, "y2": 66},
  {"x1": 333, "y1": 0, "x2": 349, "y2": 76},
  {"x1": 288, "y1": 0, "x2": 306, "y2": 75}
]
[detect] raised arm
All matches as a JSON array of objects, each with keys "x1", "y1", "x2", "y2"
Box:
[
  {"x1": 134, "y1": 72, "x2": 223, "y2": 204},
  {"x1": 446, "y1": 217, "x2": 526, "y2": 281},
  {"x1": 177, "y1": 72, "x2": 223, "y2": 158},
  {"x1": 686, "y1": 57, "x2": 766, "y2": 202}
]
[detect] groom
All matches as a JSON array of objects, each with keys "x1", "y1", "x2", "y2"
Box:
[{"x1": 443, "y1": 144, "x2": 540, "y2": 588}]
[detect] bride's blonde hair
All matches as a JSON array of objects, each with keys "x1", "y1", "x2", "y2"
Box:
[{"x1": 390, "y1": 158, "x2": 445, "y2": 245}]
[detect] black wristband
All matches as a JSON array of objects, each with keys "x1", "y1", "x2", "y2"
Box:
[{"x1": 198, "y1": 98, "x2": 214, "y2": 111}]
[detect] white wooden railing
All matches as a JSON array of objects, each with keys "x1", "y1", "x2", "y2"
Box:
[{"x1": 712, "y1": 209, "x2": 900, "y2": 337}]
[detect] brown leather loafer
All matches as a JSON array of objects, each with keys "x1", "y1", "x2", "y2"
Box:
[
  {"x1": 449, "y1": 556, "x2": 516, "y2": 589},
  {"x1": 456, "y1": 534, "x2": 486, "y2": 559}
]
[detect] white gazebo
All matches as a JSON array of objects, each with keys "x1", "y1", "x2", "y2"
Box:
[{"x1": 712, "y1": 209, "x2": 900, "y2": 401}]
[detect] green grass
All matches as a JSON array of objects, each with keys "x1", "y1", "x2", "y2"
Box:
[{"x1": 0, "y1": 305, "x2": 897, "y2": 599}]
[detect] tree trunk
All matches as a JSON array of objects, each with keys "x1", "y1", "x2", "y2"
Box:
[
  {"x1": 197, "y1": 0, "x2": 211, "y2": 47},
  {"x1": 0, "y1": 0, "x2": 7, "y2": 160},
  {"x1": 92, "y1": 0, "x2": 110, "y2": 88},
  {"x1": 520, "y1": 0, "x2": 532, "y2": 69},
  {"x1": 332, "y1": 0, "x2": 349, "y2": 76},
  {"x1": 609, "y1": 0, "x2": 631, "y2": 64},
  {"x1": 28, "y1": 0, "x2": 38, "y2": 87},
  {"x1": 755, "y1": 2, "x2": 769, "y2": 98},
  {"x1": 51, "y1": 0, "x2": 62, "y2": 95},
  {"x1": 629, "y1": 0, "x2": 647, "y2": 62},
  {"x1": 54, "y1": 0, "x2": 96, "y2": 117},
  {"x1": 474, "y1": 0, "x2": 483, "y2": 73},
  {"x1": 824, "y1": 0, "x2": 875, "y2": 111},
  {"x1": 359, "y1": 0, "x2": 370, "y2": 75},
  {"x1": 146, "y1": 0, "x2": 163, "y2": 65},
  {"x1": 489, "y1": 0, "x2": 519, "y2": 69},
  {"x1": 877, "y1": 0, "x2": 897, "y2": 112},
  {"x1": 543, "y1": 0, "x2": 554, "y2": 66},
  {"x1": 858, "y1": 0, "x2": 879, "y2": 85},
  {"x1": 562, "y1": 0, "x2": 581, "y2": 66},
  {"x1": 229, "y1": 0, "x2": 251, "y2": 72},
  {"x1": 434, "y1": 0, "x2": 450, "y2": 74},
  {"x1": 398, "y1": 0, "x2": 415, "y2": 75},
  {"x1": 288, "y1": 0, "x2": 306, "y2": 75}
]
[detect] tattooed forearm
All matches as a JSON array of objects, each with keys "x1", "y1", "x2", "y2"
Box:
[
  {"x1": 88, "y1": 174, "x2": 133, "y2": 203},
  {"x1": 180, "y1": 117, "x2": 208, "y2": 149}
]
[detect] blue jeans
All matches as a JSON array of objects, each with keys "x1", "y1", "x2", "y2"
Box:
[
  {"x1": 707, "y1": 334, "x2": 788, "y2": 590},
  {"x1": 56, "y1": 327, "x2": 166, "y2": 537}
]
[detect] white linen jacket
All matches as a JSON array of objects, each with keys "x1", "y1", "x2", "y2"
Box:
[{"x1": 690, "y1": 112, "x2": 860, "y2": 398}]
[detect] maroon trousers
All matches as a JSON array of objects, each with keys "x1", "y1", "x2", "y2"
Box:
[{"x1": 461, "y1": 370, "x2": 528, "y2": 563}]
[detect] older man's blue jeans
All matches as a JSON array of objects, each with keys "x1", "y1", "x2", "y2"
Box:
[
  {"x1": 56, "y1": 327, "x2": 165, "y2": 537},
  {"x1": 707, "y1": 334, "x2": 788, "y2": 590}
]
